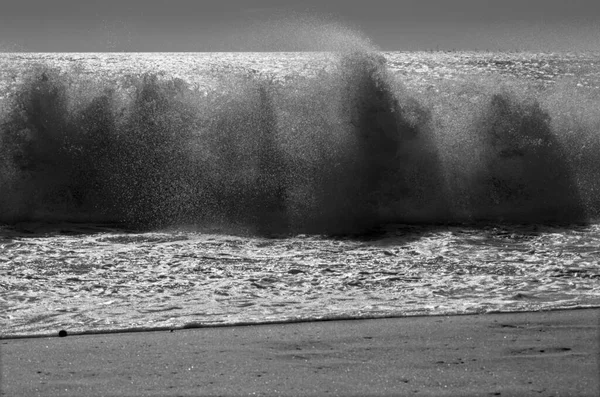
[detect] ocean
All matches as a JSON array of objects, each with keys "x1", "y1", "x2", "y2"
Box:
[{"x1": 1, "y1": 51, "x2": 599, "y2": 337}]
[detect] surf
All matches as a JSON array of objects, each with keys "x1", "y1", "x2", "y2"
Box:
[{"x1": 0, "y1": 49, "x2": 599, "y2": 235}]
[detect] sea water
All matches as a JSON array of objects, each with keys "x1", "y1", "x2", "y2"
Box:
[{"x1": 1, "y1": 51, "x2": 599, "y2": 337}]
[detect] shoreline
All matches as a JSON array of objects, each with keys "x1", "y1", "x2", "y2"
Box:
[{"x1": 3, "y1": 306, "x2": 600, "y2": 340}]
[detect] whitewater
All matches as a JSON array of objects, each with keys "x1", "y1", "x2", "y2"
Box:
[{"x1": 1, "y1": 50, "x2": 600, "y2": 337}]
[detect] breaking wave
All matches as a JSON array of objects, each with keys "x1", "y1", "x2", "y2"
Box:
[{"x1": 1, "y1": 51, "x2": 599, "y2": 235}]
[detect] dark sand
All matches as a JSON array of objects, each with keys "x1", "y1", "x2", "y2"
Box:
[{"x1": 1, "y1": 309, "x2": 598, "y2": 396}]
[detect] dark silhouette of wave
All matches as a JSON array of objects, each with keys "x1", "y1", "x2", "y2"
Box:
[{"x1": 0, "y1": 52, "x2": 596, "y2": 235}]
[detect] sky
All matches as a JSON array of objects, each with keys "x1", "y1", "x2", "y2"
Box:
[{"x1": 0, "y1": 0, "x2": 599, "y2": 52}]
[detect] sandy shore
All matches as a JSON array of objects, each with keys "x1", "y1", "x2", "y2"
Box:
[{"x1": 1, "y1": 308, "x2": 598, "y2": 396}]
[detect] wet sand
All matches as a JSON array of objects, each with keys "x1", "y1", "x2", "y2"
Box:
[{"x1": 1, "y1": 308, "x2": 598, "y2": 396}]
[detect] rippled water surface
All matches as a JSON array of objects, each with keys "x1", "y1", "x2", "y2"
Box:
[{"x1": 1, "y1": 223, "x2": 599, "y2": 337}]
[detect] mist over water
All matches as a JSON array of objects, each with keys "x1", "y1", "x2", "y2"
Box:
[{"x1": 1, "y1": 26, "x2": 599, "y2": 235}]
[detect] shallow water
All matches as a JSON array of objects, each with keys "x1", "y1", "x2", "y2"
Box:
[{"x1": 1, "y1": 223, "x2": 599, "y2": 337}]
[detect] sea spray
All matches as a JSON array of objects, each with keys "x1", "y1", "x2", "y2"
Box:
[
  {"x1": 335, "y1": 52, "x2": 449, "y2": 225},
  {"x1": 279, "y1": 51, "x2": 449, "y2": 233},
  {"x1": 542, "y1": 81, "x2": 600, "y2": 220},
  {"x1": 416, "y1": 74, "x2": 599, "y2": 225},
  {"x1": 1, "y1": 53, "x2": 599, "y2": 234},
  {"x1": 200, "y1": 77, "x2": 289, "y2": 233},
  {"x1": 0, "y1": 67, "x2": 90, "y2": 222},
  {"x1": 468, "y1": 92, "x2": 585, "y2": 222}
]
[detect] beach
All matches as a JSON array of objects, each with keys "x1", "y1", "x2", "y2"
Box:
[{"x1": 2, "y1": 308, "x2": 598, "y2": 396}]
